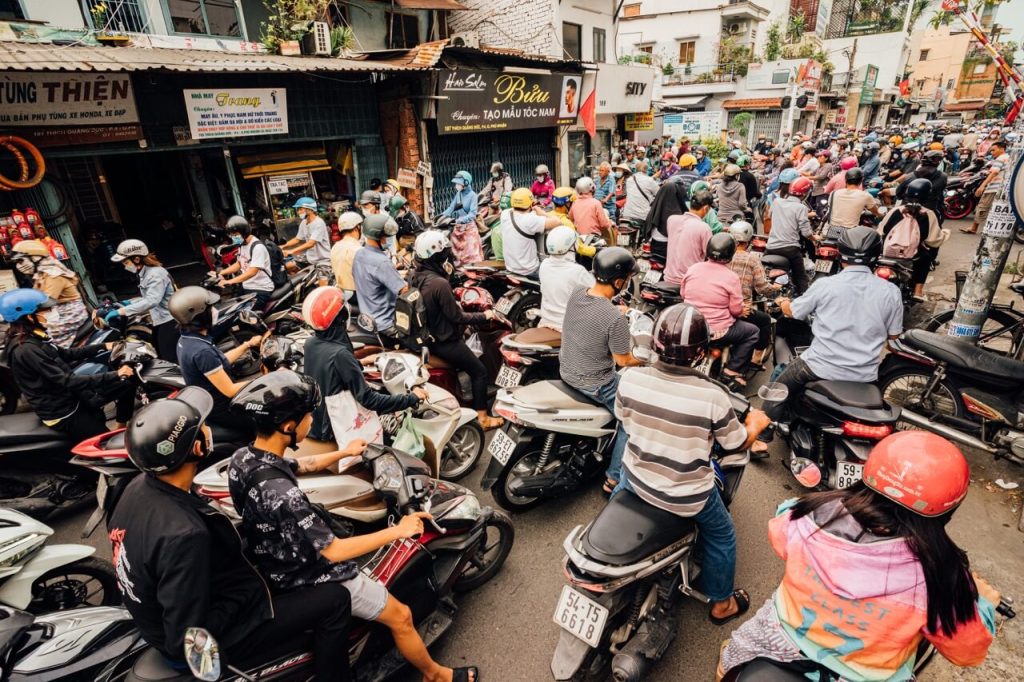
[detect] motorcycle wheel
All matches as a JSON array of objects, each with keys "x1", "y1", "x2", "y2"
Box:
[
  {"x1": 942, "y1": 194, "x2": 974, "y2": 221},
  {"x1": 453, "y1": 510, "x2": 515, "y2": 593},
  {"x1": 440, "y1": 421, "x2": 484, "y2": 481},
  {"x1": 508, "y1": 293, "x2": 541, "y2": 333},
  {"x1": 1016, "y1": 223, "x2": 1024, "y2": 245},
  {"x1": 879, "y1": 364, "x2": 963, "y2": 423},
  {"x1": 0, "y1": 373, "x2": 19, "y2": 415},
  {"x1": 924, "y1": 307, "x2": 1024, "y2": 359},
  {"x1": 492, "y1": 445, "x2": 549, "y2": 512},
  {"x1": 28, "y1": 557, "x2": 121, "y2": 614}
]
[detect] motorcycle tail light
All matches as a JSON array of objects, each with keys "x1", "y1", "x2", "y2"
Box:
[
  {"x1": 817, "y1": 246, "x2": 839, "y2": 258},
  {"x1": 651, "y1": 260, "x2": 664, "y2": 271},
  {"x1": 500, "y1": 348, "x2": 522, "y2": 365},
  {"x1": 196, "y1": 486, "x2": 231, "y2": 500},
  {"x1": 642, "y1": 242, "x2": 651, "y2": 254},
  {"x1": 710, "y1": 347, "x2": 722, "y2": 359},
  {"x1": 842, "y1": 421, "x2": 893, "y2": 440},
  {"x1": 874, "y1": 266, "x2": 893, "y2": 280},
  {"x1": 494, "y1": 405, "x2": 520, "y2": 424},
  {"x1": 641, "y1": 292, "x2": 660, "y2": 301}
]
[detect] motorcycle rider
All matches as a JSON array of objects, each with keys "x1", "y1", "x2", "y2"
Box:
[
  {"x1": 479, "y1": 162, "x2": 513, "y2": 210},
  {"x1": 658, "y1": 151, "x2": 681, "y2": 181},
  {"x1": 881, "y1": 178, "x2": 945, "y2": 302},
  {"x1": 861, "y1": 142, "x2": 881, "y2": 182},
  {"x1": 531, "y1": 164, "x2": 555, "y2": 207},
  {"x1": 824, "y1": 156, "x2": 859, "y2": 194},
  {"x1": 826, "y1": 167, "x2": 881, "y2": 230},
  {"x1": 109, "y1": 388, "x2": 354, "y2": 680},
  {"x1": 736, "y1": 155, "x2": 761, "y2": 208},
  {"x1": 227, "y1": 371, "x2": 479, "y2": 682},
  {"x1": 568, "y1": 176, "x2": 615, "y2": 243},
  {"x1": 501, "y1": 187, "x2": 562, "y2": 279},
  {"x1": 691, "y1": 180, "x2": 726, "y2": 234},
  {"x1": 727, "y1": 221, "x2": 780, "y2": 373},
  {"x1": 329, "y1": 211, "x2": 364, "y2": 294},
  {"x1": 352, "y1": 214, "x2": 405, "y2": 335},
  {"x1": 107, "y1": 238, "x2": 178, "y2": 362},
  {"x1": 695, "y1": 145, "x2": 712, "y2": 176},
  {"x1": 389, "y1": 196, "x2": 426, "y2": 252},
  {"x1": 621, "y1": 159, "x2": 659, "y2": 225},
  {"x1": 665, "y1": 188, "x2": 715, "y2": 284},
  {"x1": 559, "y1": 247, "x2": 644, "y2": 493},
  {"x1": 171, "y1": 285, "x2": 264, "y2": 432},
  {"x1": 768, "y1": 227, "x2": 902, "y2": 424},
  {"x1": 668, "y1": 153, "x2": 701, "y2": 192},
  {"x1": 614, "y1": 302, "x2": 771, "y2": 625},
  {"x1": 441, "y1": 170, "x2": 483, "y2": 265},
  {"x1": 594, "y1": 162, "x2": 617, "y2": 222},
  {"x1": 895, "y1": 149, "x2": 948, "y2": 222},
  {"x1": 358, "y1": 190, "x2": 381, "y2": 216},
  {"x1": 218, "y1": 216, "x2": 276, "y2": 311},
  {"x1": 409, "y1": 231, "x2": 503, "y2": 429},
  {"x1": 645, "y1": 181, "x2": 690, "y2": 263},
  {"x1": 717, "y1": 164, "x2": 749, "y2": 225},
  {"x1": 1, "y1": 288, "x2": 135, "y2": 437},
  {"x1": 765, "y1": 173, "x2": 816, "y2": 294},
  {"x1": 538, "y1": 225, "x2": 595, "y2": 333},
  {"x1": 283, "y1": 197, "x2": 332, "y2": 285},
  {"x1": 807, "y1": 149, "x2": 835, "y2": 215},
  {"x1": 718, "y1": 431, "x2": 998, "y2": 681}
]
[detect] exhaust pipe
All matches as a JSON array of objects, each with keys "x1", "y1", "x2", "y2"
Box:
[{"x1": 898, "y1": 409, "x2": 997, "y2": 454}]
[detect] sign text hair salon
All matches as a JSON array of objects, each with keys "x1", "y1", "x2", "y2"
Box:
[{"x1": 436, "y1": 69, "x2": 580, "y2": 135}]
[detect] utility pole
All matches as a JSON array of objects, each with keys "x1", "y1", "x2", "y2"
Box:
[{"x1": 844, "y1": 38, "x2": 859, "y2": 128}]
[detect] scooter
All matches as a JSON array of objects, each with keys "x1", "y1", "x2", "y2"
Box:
[
  {"x1": 482, "y1": 310, "x2": 655, "y2": 512},
  {"x1": 106, "y1": 444, "x2": 515, "y2": 682},
  {"x1": 550, "y1": 386, "x2": 753, "y2": 682}
]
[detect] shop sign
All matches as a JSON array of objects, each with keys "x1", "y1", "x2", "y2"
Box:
[
  {"x1": 20, "y1": 124, "x2": 143, "y2": 148},
  {"x1": 860, "y1": 65, "x2": 879, "y2": 106},
  {"x1": 183, "y1": 88, "x2": 288, "y2": 140},
  {"x1": 267, "y1": 174, "x2": 308, "y2": 195},
  {"x1": 396, "y1": 168, "x2": 418, "y2": 189},
  {"x1": 0, "y1": 73, "x2": 138, "y2": 126},
  {"x1": 436, "y1": 69, "x2": 579, "y2": 135},
  {"x1": 595, "y1": 63, "x2": 655, "y2": 114},
  {"x1": 663, "y1": 111, "x2": 724, "y2": 141},
  {"x1": 267, "y1": 178, "x2": 290, "y2": 195},
  {"x1": 624, "y1": 110, "x2": 654, "y2": 131}
]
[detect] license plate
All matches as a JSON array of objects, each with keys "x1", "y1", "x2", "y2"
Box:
[
  {"x1": 814, "y1": 258, "x2": 834, "y2": 274},
  {"x1": 495, "y1": 364, "x2": 523, "y2": 388},
  {"x1": 836, "y1": 461, "x2": 864, "y2": 489},
  {"x1": 642, "y1": 269, "x2": 662, "y2": 284},
  {"x1": 553, "y1": 585, "x2": 608, "y2": 648},
  {"x1": 617, "y1": 234, "x2": 631, "y2": 246},
  {"x1": 494, "y1": 296, "x2": 515, "y2": 315},
  {"x1": 488, "y1": 428, "x2": 518, "y2": 465},
  {"x1": 636, "y1": 259, "x2": 651, "y2": 273}
]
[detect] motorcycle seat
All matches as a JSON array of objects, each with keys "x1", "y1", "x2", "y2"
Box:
[
  {"x1": 760, "y1": 254, "x2": 790, "y2": 272},
  {"x1": 511, "y1": 327, "x2": 562, "y2": 347},
  {"x1": 127, "y1": 648, "x2": 193, "y2": 681},
  {"x1": 270, "y1": 280, "x2": 293, "y2": 302},
  {"x1": 0, "y1": 412, "x2": 74, "y2": 446},
  {"x1": 582, "y1": 490, "x2": 695, "y2": 566},
  {"x1": 903, "y1": 329, "x2": 1024, "y2": 381},
  {"x1": 805, "y1": 380, "x2": 885, "y2": 410},
  {"x1": 507, "y1": 380, "x2": 600, "y2": 411}
]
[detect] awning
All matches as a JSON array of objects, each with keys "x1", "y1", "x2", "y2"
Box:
[
  {"x1": 943, "y1": 100, "x2": 987, "y2": 112},
  {"x1": 395, "y1": 0, "x2": 468, "y2": 8},
  {"x1": 723, "y1": 97, "x2": 782, "y2": 110},
  {"x1": 661, "y1": 95, "x2": 708, "y2": 108},
  {"x1": 237, "y1": 147, "x2": 332, "y2": 179}
]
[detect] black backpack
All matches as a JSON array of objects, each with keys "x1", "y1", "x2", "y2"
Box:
[
  {"x1": 394, "y1": 274, "x2": 434, "y2": 348},
  {"x1": 262, "y1": 238, "x2": 288, "y2": 287}
]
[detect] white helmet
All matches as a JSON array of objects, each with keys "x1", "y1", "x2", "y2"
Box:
[
  {"x1": 728, "y1": 220, "x2": 754, "y2": 244},
  {"x1": 413, "y1": 230, "x2": 451, "y2": 260},
  {"x1": 111, "y1": 238, "x2": 149, "y2": 262},
  {"x1": 546, "y1": 226, "x2": 578, "y2": 255},
  {"x1": 337, "y1": 211, "x2": 363, "y2": 232},
  {"x1": 575, "y1": 176, "x2": 595, "y2": 195},
  {"x1": 535, "y1": 164, "x2": 550, "y2": 176}
]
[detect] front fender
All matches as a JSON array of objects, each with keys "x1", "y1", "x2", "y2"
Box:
[
  {"x1": 457, "y1": 407, "x2": 478, "y2": 429},
  {"x1": 0, "y1": 544, "x2": 96, "y2": 609}
]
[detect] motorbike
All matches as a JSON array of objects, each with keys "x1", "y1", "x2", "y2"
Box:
[
  {"x1": 873, "y1": 256, "x2": 918, "y2": 306},
  {"x1": 878, "y1": 328, "x2": 1024, "y2": 465},
  {"x1": 942, "y1": 170, "x2": 986, "y2": 221},
  {"x1": 549, "y1": 384, "x2": 753, "y2": 682},
  {"x1": 497, "y1": 326, "x2": 563, "y2": 390},
  {"x1": 770, "y1": 320, "x2": 902, "y2": 490},
  {"x1": 482, "y1": 310, "x2": 655, "y2": 512},
  {"x1": 493, "y1": 273, "x2": 542, "y2": 333},
  {"x1": 105, "y1": 443, "x2": 515, "y2": 682}
]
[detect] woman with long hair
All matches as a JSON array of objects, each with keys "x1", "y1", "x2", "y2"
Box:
[
  {"x1": 718, "y1": 431, "x2": 999, "y2": 681},
  {"x1": 105, "y1": 239, "x2": 178, "y2": 361},
  {"x1": 10, "y1": 240, "x2": 89, "y2": 348}
]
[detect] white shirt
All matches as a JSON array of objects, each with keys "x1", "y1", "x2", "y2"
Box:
[
  {"x1": 622, "y1": 173, "x2": 661, "y2": 222},
  {"x1": 539, "y1": 256, "x2": 595, "y2": 331},
  {"x1": 296, "y1": 216, "x2": 331, "y2": 265},
  {"x1": 239, "y1": 239, "x2": 275, "y2": 292},
  {"x1": 500, "y1": 209, "x2": 546, "y2": 276}
]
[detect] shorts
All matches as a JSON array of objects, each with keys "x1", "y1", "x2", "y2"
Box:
[
  {"x1": 976, "y1": 191, "x2": 996, "y2": 224},
  {"x1": 342, "y1": 571, "x2": 389, "y2": 620}
]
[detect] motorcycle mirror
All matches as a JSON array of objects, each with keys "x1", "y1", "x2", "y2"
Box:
[
  {"x1": 184, "y1": 627, "x2": 222, "y2": 681},
  {"x1": 790, "y1": 457, "x2": 823, "y2": 488},
  {"x1": 357, "y1": 313, "x2": 377, "y2": 333}
]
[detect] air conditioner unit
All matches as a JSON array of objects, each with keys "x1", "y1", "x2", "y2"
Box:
[
  {"x1": 728, "y1": 22, "x2": 742, "y2": 34},
  {"x1": 302, "y1": 21, "x2": 331, "y2": 56},
  {"x1": 451, "y1": 31, "x2": 480, "y2": 49}
]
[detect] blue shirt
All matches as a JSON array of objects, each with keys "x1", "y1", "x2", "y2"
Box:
[
  {"x1": 177, "y1": 332, "x2": 232, "y2": 410},
  {"x1": 595, "y1": 175, "x2": 616, "y2": 215},
  {"x1": 120, "y1": 265, "x2": 173, "y2": 326},
  {"x1": 790, "y1": 266, "x2": 903, "y2": 381},
  {"x1": 352, "y1": 245, "x2": 406, "y2": 329},
  {"x1": 442, "y1": 187, "x2": 478, "y2": 224},
  {"x1": 696, "y1": 157, "x2": 712, "y2": 176}
]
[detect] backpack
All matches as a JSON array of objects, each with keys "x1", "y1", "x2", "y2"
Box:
[
  {"x1": 262, "y1": 238, "x2": 288, "y2": 287},
  {"x1": 394, "y1": 284, "x2": 433, "y2": 348},
  {"x1": 882, "y1": 214, "x2": 921, "y2": 259}
]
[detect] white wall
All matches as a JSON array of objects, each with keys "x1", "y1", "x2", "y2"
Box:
[
  {"x1": 449, "y1": 0, "x2": 559, "y2": 57},
  {"x1": 20, "y1": 0, "x2": 85, "y2": 29},
  {"x1": 559, "y1": 0, "x2": 616, "y2": 63}
]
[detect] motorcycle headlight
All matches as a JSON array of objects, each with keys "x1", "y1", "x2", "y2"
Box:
[
  {"x1": 438, "y1": 493, "x2": 482, "y2": 521},
  {"x1": 0, "y1": 533, "x2": 46, "y2": 569}
]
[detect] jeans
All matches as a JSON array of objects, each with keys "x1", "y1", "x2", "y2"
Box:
[
  {"x1": 577, "y1": 374, "x2": 627, "y2": 483},
  {"x1": 430, "y1": 338, "x2": 488, "y2": 411},
  {"x1": 763, "y1": 356, "x2": 821, "y2": 424},
  {"x1": 718, "y1": 320, "x2": 759, "y2": 373},
  {"x1": 743, "y1": 309, "x2": 773, "y2": 352},
  {"x1": 948, "y1": 148, "x2": 960, "y2": 173},
  {"x1": 765, "y1": 245, "x2": 809, "y2": 294},
  {"x1": 617, "y1": 476, "x2": 736, "y2": 602}
]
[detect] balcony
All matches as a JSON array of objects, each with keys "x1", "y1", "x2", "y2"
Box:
[
  {"x1": 721, "y1": 1, "x2": 770, "y2": 22},
  {"x1": 662, "y1": 64, "x2": 739, "y2": 97}
]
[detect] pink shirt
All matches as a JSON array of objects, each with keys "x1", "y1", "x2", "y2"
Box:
[
  {"x1": 679, "y1": 261, "x2": 743, "y2": 334},
  {"x1": 664, "y1": 213, "x2": 712, "y2": 284},
  {"x1": 824, "y1": 170, "x2": 847, "y2": 194},
  {"x1": 569, "y1": 195, "x2": 612, "y2": 236}
]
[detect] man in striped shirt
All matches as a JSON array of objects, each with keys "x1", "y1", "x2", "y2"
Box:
[{"x1": 615, "y1": 303, "x2": 770, "y2": 626}]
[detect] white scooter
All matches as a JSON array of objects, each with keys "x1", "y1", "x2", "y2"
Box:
[{"x1": 0, "y1": 508, "x2": 119, "y2": 614}]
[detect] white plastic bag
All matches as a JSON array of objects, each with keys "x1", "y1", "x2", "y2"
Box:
[{"x1": 325, "y1": 390, "x2": 383, "y2": 447}]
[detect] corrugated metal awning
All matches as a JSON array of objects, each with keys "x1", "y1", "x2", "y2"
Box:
[
  {"x1": 0, "y1": 42, "x2": 425, "y2": 73},
  {"x1": 394, "y1": 0, "x2": 468, "y2": 9}
]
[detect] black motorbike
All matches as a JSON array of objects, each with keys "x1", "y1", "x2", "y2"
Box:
[{"x1": 942, "y1": 166, "x2": 986, "y2": 221}]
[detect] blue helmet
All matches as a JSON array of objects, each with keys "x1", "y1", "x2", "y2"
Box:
[
  {"x1": 0, "y1": 288, "x2": 54, "y2": 322},
  {"x1": 451, "y1": 170, "x2": 472, "y2": 186},
  {"x1": 779, "y1": 168, "x2": 800, "y2": 185},
  {"x1": 293, "y1": 197, "x2": 318, "y2": 211}
]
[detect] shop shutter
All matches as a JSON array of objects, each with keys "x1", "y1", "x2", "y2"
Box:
[
  {"x1": 727, "y1": 110, "x2": 784, "y2": 144},
  {"x1": 427, "y1": 122, "x2": 555, "y2": 215},
  {"x1": 355, "y1": 144, "x2": 389, "y2": 198}
]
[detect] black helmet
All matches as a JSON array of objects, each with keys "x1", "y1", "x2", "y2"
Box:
[
  {"x1": 706, "y1": 233, "x2": 736, "y2": 263},
  {"x1": 904, "y1": 178, "x2": 933, "y2": 203},
  {"x1": 921, "y1": 150, "x2": 944, "y2": 166},
  {"x1": 837, "y1": 226, "x2": 882, "y2": 267},
  {"x1": 126, "y1": 387, "x2": 213, "y2": 474},
  {"x1": 653, "y1": 303, "x2": 709, "y2": 367},
  {"x1": 360, "y1": 190, "x2": 382, "y2": 206},
  {"x1": 689, "y1": 189, "x2": 715, "y2": 210},
  {"x1": 260, "y1": 336, "x2": 304, "y2": 372},
  {"x1": 592, "y1": 246, "x2": 637, "y2": 285},
  {"x1": 845, "y1": 168, "x2": 865, "y2": 186},
  {"x1": 229, "y1": 370, "x2": 321, "y2": 432},
  {"x1": 226, "y1": 215, "x2": 251, "y2": 237},
  {"x1": 169, "y1": 286, "x2": 220, "y2": 326}
]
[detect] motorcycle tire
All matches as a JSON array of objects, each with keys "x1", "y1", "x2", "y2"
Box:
[
  {"x1": 878, "y1": 362, "x2": 963, "y2": 423},
  {"x1": 1016, "y1": 223, "x2": 1024, "y2": 245},
  {"x1": 28, "y1": 557, "x2": 121, "y2": 614},
  {"x1": 942, "y1": 194, "x2": 975, "y2": 221},
  {"x1": 507, "y1": 292, "x2": 541, "y2": 333},
  {"x1": 440, "y1": 421, "x2": 484, "y2": 481},
  {"x1": 0, "y1": 375, "x2": 19, "y2": 415},
  {"x1": 923, "y1": 307, "x2": 1024, "y2": 360},
  {"x1": 492, "y1": 444, "x2": 549, "y2": 512},
  {"x1": 453, "y1": 510, "x2": 515, "y2": 593}
]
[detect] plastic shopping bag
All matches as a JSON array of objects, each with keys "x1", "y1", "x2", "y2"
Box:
[
  {"x1": 325, "y1": 390, "x2": 383, "y2": 448},
  {"x1": 391, "y1": 409, "x2": 425, "y2": 459}
]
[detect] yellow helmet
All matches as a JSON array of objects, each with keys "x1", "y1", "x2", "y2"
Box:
[
  {"x1": 678, "y1": 153, "x2": 697, "y2": 168},
  {"x1": 889, "y1": 135, "x2": 902, "y2": 145},
  {"x1": 552, "y1": 186, "x2": 575, "y2": 208},
  {"x1": 12, "y1": 240, "x2": 50, "y2": 258},
  {"x1": 510, "y1": 187, "x2": 534, "y2": 210},
  {"x1": 929, "y1": 142, "x2": 944, "y2": 151}
]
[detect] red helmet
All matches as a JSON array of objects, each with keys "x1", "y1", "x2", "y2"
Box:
[
  {"x1": 863, "y1": 431, "x2": 970, "y2": 517},
  {"x1": 788, "y1": 176, "x2": 813, "y2": 198},
  {"x1": 839, "y1": 157, "x2": 858, "y2": 171},
  {"x1": 652, "y1": 303, "x2": 709, "y2": 367},
  {"x1": 301, "y1": 286, "x2": 346, "y2": 331},
  {"x1": 661, "y1": 151, "x2": 676, "y2": 162}
]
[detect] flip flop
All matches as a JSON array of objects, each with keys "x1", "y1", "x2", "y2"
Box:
[
  {"x1": 722, "y1": 372, "x2": 748, "y2": 388},
  {"x1": 959, "y1": 228, "x2": 977, "y2": 234},
  {"x1": 453, "y1": 667, "x2": 480, "y2": 682},
  {"x1": 709, "y1": 589, "x2": 750, "y2": 626},
  {"x1": 479, "y1": 416, "x2": 504, "y2": 431}
]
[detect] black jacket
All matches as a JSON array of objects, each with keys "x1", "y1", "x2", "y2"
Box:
[
  {"x1": 5, "y1": 332, "x2": 121, "y2": 420},
  {"x1": 739, "y1": 169, "x2": 762, "y2": 202},
  {"x1": 107, "y1": 475, "x2": 272, "y2": 661},
  {"x1": 409, "y1": 266, "x2": 487, "y2": 344},
  {"x1": 895, "y1": 166, "x2": 947, "y2": 216},
  {"x1": 304, "y1": 318, "x2": 420, "y2": 442}
]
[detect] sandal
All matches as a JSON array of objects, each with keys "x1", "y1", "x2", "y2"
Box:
[
  {"x1": 452, "y1": 667, "x2": 480, "y2": 682},
  {"x1": 478, "y1": 416, "x2": 504, "y2": 431},
  {"x1": 750, "y1": 441, "x2": 769, "y2": 458},
  {"x1": 722, "y1": 371, "x2": 748, "y2": 388},
  {"x1": 959, "y1": 227, "x2": 977, "y2": 234},
  {"x1": 709, "y1": 589, "x2": 750, "y2": 626},
  {"x1": 602, "y1": 478, "x2": 618, "y2": 495}
]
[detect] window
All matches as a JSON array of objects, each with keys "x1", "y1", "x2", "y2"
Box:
[
  {"x1": 166, "y1": 0, "x2": 240, "y2": 37},
  {"x1": 386, "y1": 12, "x2": 419, "y2": 49},
  {"x1": 0, "y1": 0, "x2": 25, "y2": 21},
  {"x1": 563, "y1": 22, "x2": 582, "y2": 60},
  {"x1": 83, "y1": 0, "x2": 150, "y2": 33},
  {"x1": 623, "y1": 3, "x2": 641, "y2": 18},
  {"x1": 593, "y1": 27, "x2": 606, "y2": 63},
  {"x1": 919, "y1": 49, "x2": 930, "y2": 61},
  {"x1": 637, "y1": 44, "x2": 653, "y2": 54},
  {"x1": 947, "y1": 78, "x2": 955, "y2": 89},
  {"x1": 678, "y1": 40, "x2": 695, "y2": 64}
]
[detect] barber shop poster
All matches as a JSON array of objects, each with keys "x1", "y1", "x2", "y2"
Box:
[{"x1": 436, "y1": 69, "x2": 580, "y2": 135}]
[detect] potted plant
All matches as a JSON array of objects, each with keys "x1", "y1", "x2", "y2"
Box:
[
  {"x1": 260, "y1": 0, "x2": 329, "y2": 55},
  {"x1": 91, "y1": 2, "x2": 130, "y2": 45}
]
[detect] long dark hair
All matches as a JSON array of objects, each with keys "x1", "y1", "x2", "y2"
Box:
[{"x1": 790, "y1": 483, "x2": 977, "y2": 637}]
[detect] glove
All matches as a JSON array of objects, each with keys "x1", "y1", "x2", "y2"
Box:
[
  {"x1": 118, "y1": 300, "x2": 132, "y2": 308},
  {"x1": 104, "y1": 309, "x2": 120, "y2": 324}
]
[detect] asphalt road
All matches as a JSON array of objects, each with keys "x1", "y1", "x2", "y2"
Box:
[{"x1": 50, "y1": 218, "x2": 1024, "y2": 682}]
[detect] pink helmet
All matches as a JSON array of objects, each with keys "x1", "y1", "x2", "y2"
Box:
[{"x1": 839, "y1": 157, "x2": 858, "y2": 171}]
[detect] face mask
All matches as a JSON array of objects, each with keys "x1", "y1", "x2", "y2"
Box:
[
  {"x1": 383, "y1": 236, "x2": 395, "y2": 250},
  {"x1": 492, "y1": 172, "x2": 500, "y2": 178},
  {"x1": 536, "y1": 175, "x2": 545, "y2": 181},
  {"x1": 230, "y1": 235, "x2": 243, "y2": 245},
  {"x1": 454, "y1": 183, "x2": 465, "y2": 191},
  {"x1": 614, "y1": 171, "x2": 623, "y2": 179},
  {"x1": 124, "y1": 262, "x2": 139, "y2": 274}
]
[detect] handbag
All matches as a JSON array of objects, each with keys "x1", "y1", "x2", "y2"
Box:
[
  {"x1": 325, "y1": 390, "x2": 383, "y2": 447},
  {"x1": 392, "y1": 410, "x2": 425, "y2": 459}
]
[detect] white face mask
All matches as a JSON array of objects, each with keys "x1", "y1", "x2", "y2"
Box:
[{"x1": 124, "y1": 262, "x2": 139, "y2": 274}]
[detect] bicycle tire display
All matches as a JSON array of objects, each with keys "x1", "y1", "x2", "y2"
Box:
[{"x1": 0, "y1": 136, "x2": 46, "y2": 191}]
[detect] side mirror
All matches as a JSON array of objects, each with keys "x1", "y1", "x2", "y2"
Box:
[
  {"x1": 184, "y1": 627, "x2": 221, "y2": 681},
  {"x1": 790, "y1": 457, "x2": 823, "y2": 488},
  {"x1": 357, "y1": 313, "x2": 377, "y2": 333}
]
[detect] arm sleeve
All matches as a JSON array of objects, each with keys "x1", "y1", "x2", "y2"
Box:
[
  {"x1": 766, "y1": 508, "x2": 795, "y2": 560},
  {"x1": 192, "y1": 345, "x2": 228, "y2": 377},
  {"x1": 36, "y1": 276, "x2": 65, "y2": 300},
  {"x1": 457, "y1": 193, "x2": 478, "y2": 224},
  {"x1": 157, "y1": 530, "x2": 213, "y2": 656},
  {"x1": 441, "y1": 195, "x2": 457, "y2": 218},
  {"x1": 379, "y1": 262, "x2": 407, "y2": 296},
  {"x1": 797, "y1": 207, "x2": 813, "y2": 238},
  {"x1": 24, "y1": 343, "x2": 119, "y2": 392},
  {"x1": 711, "y1": 397, "x2": 747, "y2": 452},
  {"x1": 607, "y1": 314, "x2": 632, "y2": 355},
  {"x1": 886, "y1": 290, "x2": 904, "y2": 336},
  {"x1": 340, "y1": 353, "x2": 420, "y2": 413},
  {"x1": 120, "y1": 271, "x2": 169, "y2": 317},
  {"x1": 789, "y1": 284, "x2": 820, "y2": 320},
  {"x1": 435, "y1": 281, "x2": 487, "y2": 326},
  {"x1": 728, "y1": 279, "x2": 744, "y2": 318},
  {"x1": 923, "y1": 596, "x2": 996, "y2": 667}
]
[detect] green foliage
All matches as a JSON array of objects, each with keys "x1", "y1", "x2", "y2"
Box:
[
  {"x1": 618, "y1": 55, "x2": 633, "y2": 65},
  {"x1": 718, "y1": 36, "x2": 754, "y2": 77},
  {"x1": 764, "y1": 21, "x2": 783, "y2": 61},
  {"x1": 701, "y1": 137, "x2": 730, "y2": 161},
  {"x1": 260, "y1": 0, "x2": 330, "y2": 51},
  {"x1": 330, "y1": 25, "x2": 353, "y2": 56},
  {"x1": 732, "y1": 112, "x2": 754, "y2": 139},
  {"x1": 787, "y1": 11, "x2": 806, "y2": 43},
  {"x1": 662, "y1": 61, "x2": 676, "y2": 75},
  {"x1": 931, "y1": 0, "x2": 1010, "y2": 30}
]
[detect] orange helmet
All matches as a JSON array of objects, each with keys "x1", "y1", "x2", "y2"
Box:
[
  {"x1": 301, "y1": 286, "x2": 346, "y2": 331},
  {"x1": 929, "y1": 141, "x2": 944, "y2": 151},
  {"x1": 863, "y1": 431, "x2": 970, "y2": 517},
  {"x1": 788, "y1": 176, "x2": 813, "y2": 198}
]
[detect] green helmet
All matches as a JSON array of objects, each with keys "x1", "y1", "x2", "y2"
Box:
[
  {"x1": 690, "y1": 180, "x2": 711, "y2": 198},
  {"x1": 499, "y1": 191, "x2": 512, "y2": 210},
  {"x1": 388, "y1": 195, "x2": 407, "y2": 217},
  {"x1": 736, "y1": 155, "x2": 751, "y2": 168}
]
